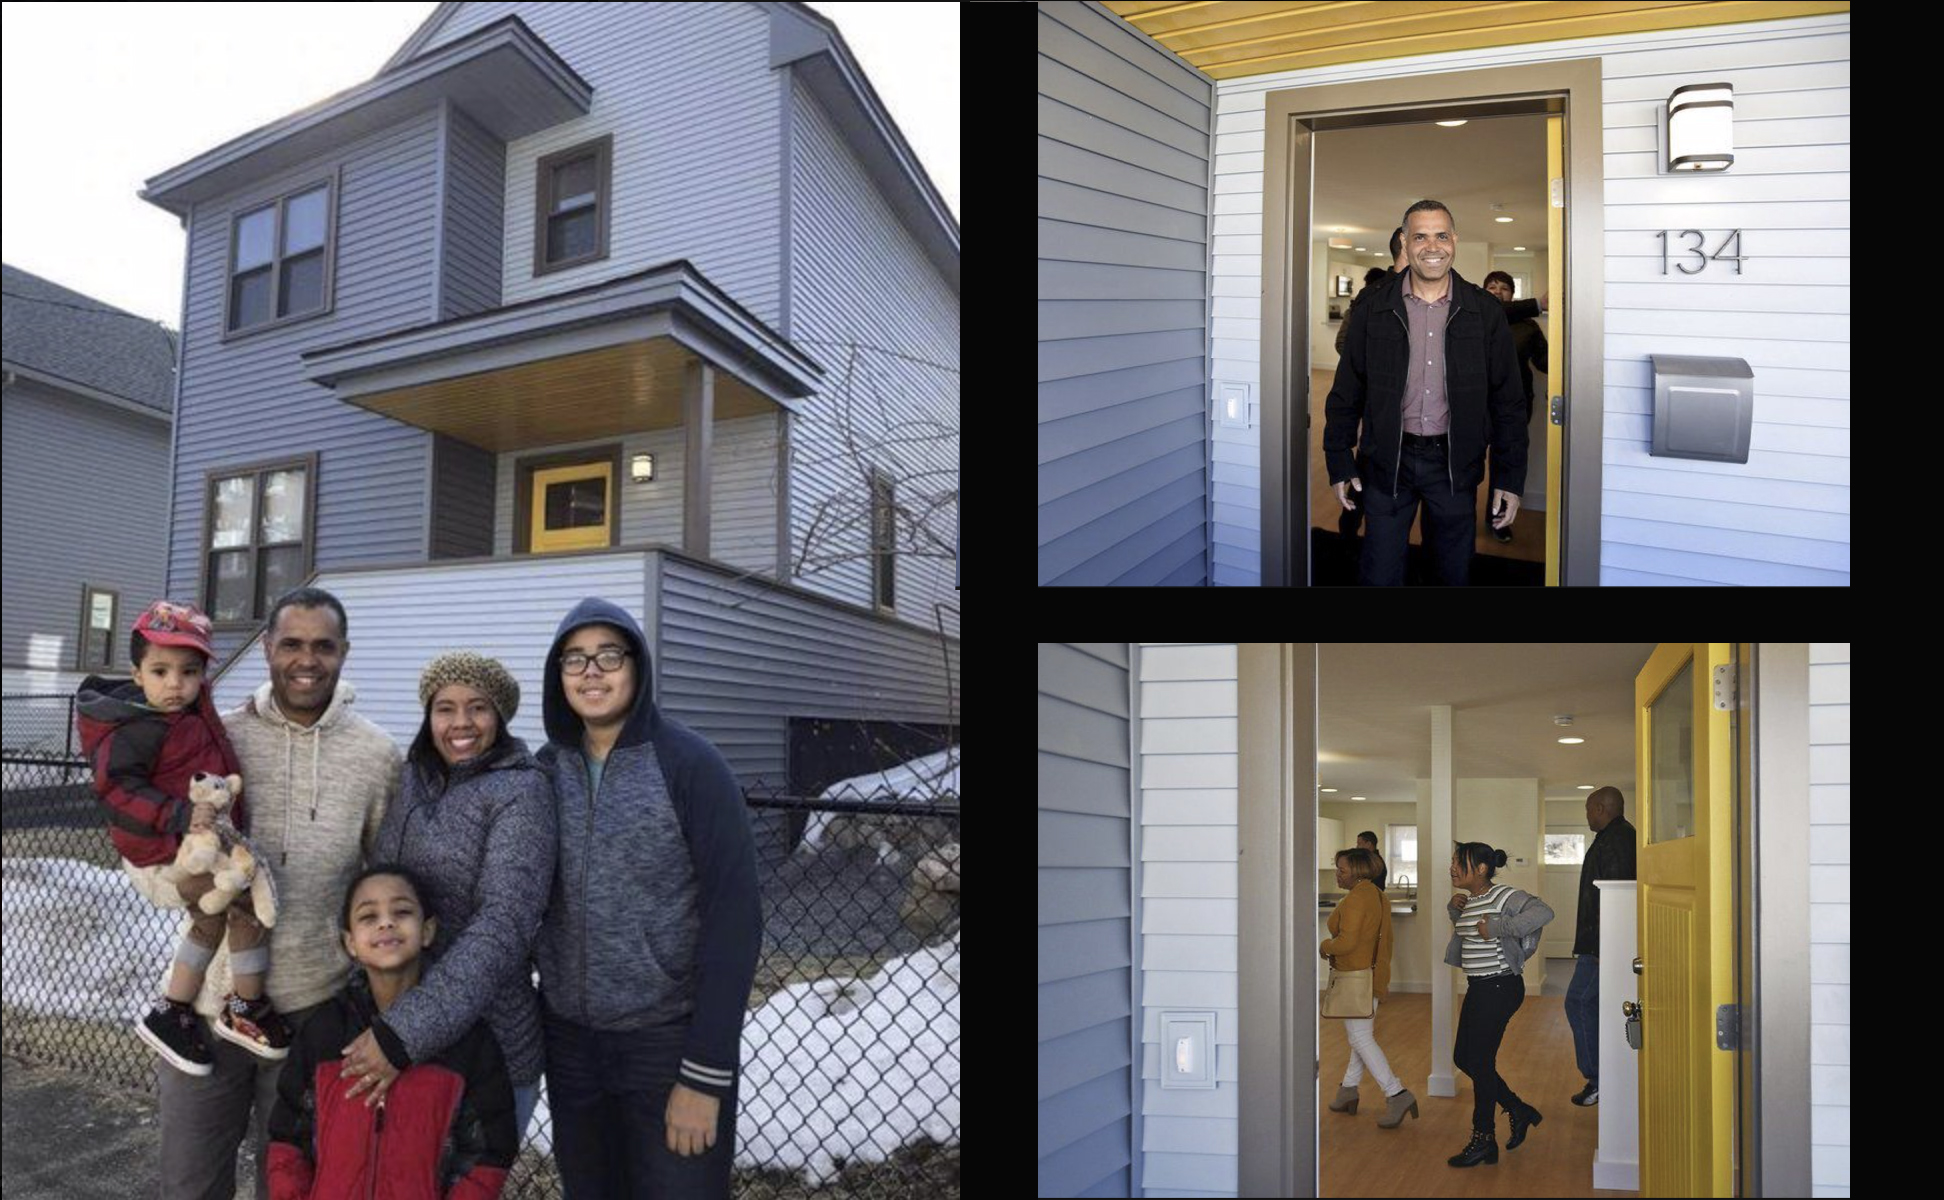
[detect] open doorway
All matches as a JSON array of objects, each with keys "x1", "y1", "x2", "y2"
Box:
[
  {"x1": 1309, "y1": 643, "x2": 1648, "y2": 1197},
  {"x1": 1256, "y1": 60, "x2": 1606, "y2": 586},
  {"x1": 1306, "y1": 117, "x2": 1553, "y2": 585}
]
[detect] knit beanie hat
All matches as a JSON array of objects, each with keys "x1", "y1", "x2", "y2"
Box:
[{"x1": 418, "y1": 651, "x2": 520, "y2": 723}]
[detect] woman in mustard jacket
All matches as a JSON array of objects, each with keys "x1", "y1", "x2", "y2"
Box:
[{"x1": 1320, "y1": 848, "x2": 1419, "y2": 1128}]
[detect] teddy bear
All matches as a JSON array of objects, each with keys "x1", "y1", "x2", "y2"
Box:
[{"x1": 162, "y1": 772, "x2": 278, "y2": 928}]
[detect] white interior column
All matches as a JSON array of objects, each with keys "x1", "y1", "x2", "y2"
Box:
[{"x1": 1428, "y1": 704, "x2": 1456, "y2": 1097}]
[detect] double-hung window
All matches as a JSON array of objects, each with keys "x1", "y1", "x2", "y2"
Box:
[
  {"x1": 533, "y1": 134, "x2": 612, "y2": 275},
  {"x1": 202, "y1": 455, "x2": 316, "y2": 625},
  {"x1": 227, "y1": 179, "x2": 335, "y2": 334}
]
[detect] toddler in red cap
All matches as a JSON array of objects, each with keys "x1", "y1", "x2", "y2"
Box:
[{"x1": 74, "y1": 599, "x2": 292, "y2": 1075}]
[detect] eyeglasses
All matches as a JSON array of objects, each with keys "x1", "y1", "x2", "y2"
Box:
[{"x1": 560, "y1": 649, "x2": 631, "y2": 675}]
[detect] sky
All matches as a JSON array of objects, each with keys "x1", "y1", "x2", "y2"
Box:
[{"x1": 0, "y1": 1, "x2": 960, "y2": 328}]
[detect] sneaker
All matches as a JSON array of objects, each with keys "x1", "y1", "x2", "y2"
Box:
[
  {"x1": 1571, "y1": 1081, "x2": 1599, "y2": 1106},
  {"x1": 212, "y1": 992, "x2": 291, "y2": 1060},
  {"x1": 136, "y1": 998, "x2": 214, "y2": 1076}
]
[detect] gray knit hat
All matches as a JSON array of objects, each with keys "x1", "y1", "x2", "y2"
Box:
[{"x1": 418, "y1": 651, "x2": 520, "y2": 722}]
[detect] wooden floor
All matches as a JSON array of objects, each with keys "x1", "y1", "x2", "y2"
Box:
[
  {"x1": 1306, "y1": 367, "x2": 1545, "y2": 565},
  {"x1": 1320, "y1": 992, "x2": 1634, "y2": 1197}
]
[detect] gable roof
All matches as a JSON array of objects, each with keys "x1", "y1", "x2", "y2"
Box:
[
  {"x1": 1, "y1": 264, "x2": 177, "y2": 416},
  {"x1": 386, "y1": 2, "x2": 959, "y2": 288},
  {"x1": 140, "y1": 15, "x2": 591, "y2": 218}
]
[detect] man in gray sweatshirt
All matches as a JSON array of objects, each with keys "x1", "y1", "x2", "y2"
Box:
[{"x1": 155, "y1": 588, "x2": 400, "y2": 1200}]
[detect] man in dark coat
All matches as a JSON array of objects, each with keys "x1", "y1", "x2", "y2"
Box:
[
  {"x1": 1323, "y1": 200, "x2": 1530, "y2": 585},
  {"x1": 1565, "y1": 786, "x2": 1637, "y2": 1107}
]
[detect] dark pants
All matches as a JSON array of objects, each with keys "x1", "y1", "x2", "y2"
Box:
[
  {"x1": 544, "y1": 1008, "x2": 737, "y2": 1200},
  {"x1": 1564, "y1": 954, "x2": 1600, "y2": 1085},
  {"x1": 156, "y1": 999, "x2": 327, "y2": 1200},
  {"x1": 1358, "y1": 433, "x2": 1475, "y2": 585},
  {"x1": 1454, "y1": 972, "x2": 1526, "y2": 1134}
]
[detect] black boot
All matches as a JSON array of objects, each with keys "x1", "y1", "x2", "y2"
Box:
[
  {"x1": 1505, "y1": 1101, "x2": 1543, "y2": 1149},
  {"x1": 1447, "y1": 1128, "x2": 1498, "y2": 1168}
]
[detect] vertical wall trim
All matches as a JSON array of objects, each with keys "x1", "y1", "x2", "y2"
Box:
[
  {"x1": 1237, "y1": 643, "x2": 1315, "y2": 1195},
  {"x1": 1751, "y1": 642, "x2": 1814, "y2": 1194},
  {"x1": 1127, "y1": 642, "x2": 1145, "y2": 1196}
]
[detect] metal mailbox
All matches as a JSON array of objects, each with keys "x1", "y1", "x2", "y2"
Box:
[{"x1": 1650, "y1": 354, "x2": 1754, "y2": 464}]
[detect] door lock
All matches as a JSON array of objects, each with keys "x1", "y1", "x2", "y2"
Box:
[
  {"x1": 1632, "y1": 956, "x2": 1643, "y2": 975},
  {"x1": 1623, "y1": 999, "x2": 1643, "y2": 1050}
]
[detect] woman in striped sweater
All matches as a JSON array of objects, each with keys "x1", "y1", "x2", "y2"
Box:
[{"x1": 1442, "y1": 840, "x2": 1554, "y2": 1168}]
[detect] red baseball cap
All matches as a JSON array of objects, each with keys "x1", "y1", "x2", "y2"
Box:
[{"x1": 133, "y1": 600, "x2": 215, "y2": 658}]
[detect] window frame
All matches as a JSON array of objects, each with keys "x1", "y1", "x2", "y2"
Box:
[
  {"x1": 198, "y1": 453, "x2": 319, "y2": 631},
  {"x1": 75, "y1": 584, "x2": 120, "y2": 671},
  {"x1": 221, "y1": 172, "x2": 339, "y2": 340},
  {"x1": 870, "y1": 467, "x2": 896, "y2": 612},
  {"x1": 532, "y1": 134, "x2": 613, "y2": 277}
]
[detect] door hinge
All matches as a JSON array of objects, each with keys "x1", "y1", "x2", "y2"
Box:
[
  {"x1": 1716, "y1": 1003, "x2": 1741, "y2": 1050},
  {"x1": 1711, "y1": 662, "x2": 1736, "y2": 711},
  {"x1": 1550, "y1": 395, "x2": 1564, "y2": 425}
]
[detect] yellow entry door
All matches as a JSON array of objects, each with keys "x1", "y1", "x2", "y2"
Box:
[
  {"x1": 530, "y1": 461, "x2": 615, "y2": 553},
  {"x1": 1633, "y1": 643, "x2": 1736, "y2": 1196}
]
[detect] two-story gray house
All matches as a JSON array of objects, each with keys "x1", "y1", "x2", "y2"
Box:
[
  {"x1": 1, "y1": 264, "x2": 176, "y2": 704},
  {"x1": 137, "y1": 1, "x2": 959, "y2": 780}
]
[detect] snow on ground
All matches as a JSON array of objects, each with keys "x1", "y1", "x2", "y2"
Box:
[
  {"x1": 804, "y1": 747, "x2": 960, "y2": 854},
  {"x1": 2, "y1": 856, "x2": 182, "y2": 1022},
  {"x1": 737, "y1": 933, "x2": 961, "y2": 1182},
  {"x1": 5, "y1": 856, "x2": 959, "y2": 1181}
]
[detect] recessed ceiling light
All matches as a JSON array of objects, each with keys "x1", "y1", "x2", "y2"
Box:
[
  {"x1": 1495, "y1": 216, "x2": 1515, "y2": 223},
  {"x1": 1577, "y1": 784, "x2": 1595, "y2": 790},
  {"x1": 1558, "y1": 737, "x2": 1585, "y2": 744},
  {"x1": 1321, "y1": 787, "x2": 1338, "y2": 793},
  {"x1": 1437, "y1": 120, "x2": 1468, "y2": 127}
]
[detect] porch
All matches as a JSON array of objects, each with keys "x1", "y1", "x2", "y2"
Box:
[{"x1": 301, "y1": 260, "x2": 824, "y2": 578}]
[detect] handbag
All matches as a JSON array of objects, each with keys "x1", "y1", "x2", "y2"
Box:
[{"x1": 1321, "y1": 964, "x2": 1375, "y2": 1018}]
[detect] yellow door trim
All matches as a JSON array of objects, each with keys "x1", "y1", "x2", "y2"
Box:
[{"x1": 529, "y1": 461, "x2": 614, "y2": 553}]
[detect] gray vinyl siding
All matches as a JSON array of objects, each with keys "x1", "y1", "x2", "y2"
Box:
[
  {"x1": 403, "y1": 2, "x2": 783, "y2": 326},
  {"x1": 438, "y1": 102, "x2": 507, "y2": 321},
  {"x1": 1204, "y1": 12, "x2": 1851, "y2": 585},
  {"x1": 1038, "y1": 642, "x2": 1136, "y2": 1198},
  {"x1": 1, "y1": 378, "x2": 170, "y2": 675},
  {"x1": 655, "y1": 554, "x2": 960, "y2": 787},
  {"x1": 428, "y1": 433, "x2": 496, "y2": 559},
  {"x1": 168, "y1": 109, "x2": 446, "y2": 664},
  {"x1": 787, "y1": 73, "x2": 959, "y2": 635},
  {"x1": 1037, "y1": 1, "x2": 1212, "y2": 587},
  {"x1": 206, "y1": 550, "x2": 957, "y2": 785}
]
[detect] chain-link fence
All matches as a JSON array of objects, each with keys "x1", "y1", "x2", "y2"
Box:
[{"x1": 3, "y1": 694, "x2": 960, "y2": 1198}]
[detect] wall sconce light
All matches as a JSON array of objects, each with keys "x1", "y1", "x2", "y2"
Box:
[
  {"x1": 630, "y1": 452, "x2": 655, "y2": 482},
  {"x1": 1668, "y1": 82, "x2": 1733, "y2": 172}
]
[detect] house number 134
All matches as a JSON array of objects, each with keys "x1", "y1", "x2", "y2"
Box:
[{"x1": 1657, "y1": 229, "x2": 1746, "y2": 275}]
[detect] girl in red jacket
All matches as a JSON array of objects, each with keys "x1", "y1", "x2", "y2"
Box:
[{"x1": 267, "y1": 864, "x2": 517, "y2": 1200}]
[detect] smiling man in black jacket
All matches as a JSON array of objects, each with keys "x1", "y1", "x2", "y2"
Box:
[{"x1": 1324, "y1": 199, "x2": 1530, "y2": 585}]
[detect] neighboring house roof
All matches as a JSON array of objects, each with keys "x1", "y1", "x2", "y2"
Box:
[{"x1": 1, "y1": 264, "x2": 177, "y2": 415}]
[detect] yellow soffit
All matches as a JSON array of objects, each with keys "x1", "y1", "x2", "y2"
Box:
[{"x1": 1099, "y1": 1, "x2": 1852, "y2": 80}]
